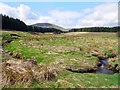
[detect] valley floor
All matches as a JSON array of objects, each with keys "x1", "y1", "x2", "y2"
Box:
[{"x1": 0, "y1": 30, "x2": 119, "y2": 88}]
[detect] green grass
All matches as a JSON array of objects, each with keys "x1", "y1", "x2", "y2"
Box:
[
  {"x1": 1, "y1": 30, "x2": 119, "y2": 88},
  {"x1": 29, "y1": 70, "x2": 119, "y2": 88}
]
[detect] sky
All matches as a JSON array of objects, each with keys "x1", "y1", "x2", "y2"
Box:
[{"x1": 0, "y1": 2, "x2": 118, "y2": 28}]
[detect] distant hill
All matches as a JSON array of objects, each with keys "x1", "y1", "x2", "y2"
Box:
[
  {"x1": 32, "y1": 23, "x2": 53, "y2": 28},
  {"x1": 32, "y1": 23, "x2": 68, "y2": 31}
]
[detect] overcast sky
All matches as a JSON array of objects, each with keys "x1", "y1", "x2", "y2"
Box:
[{"x1": 0, "y1": 2, "x2": 118, "y2": 28}]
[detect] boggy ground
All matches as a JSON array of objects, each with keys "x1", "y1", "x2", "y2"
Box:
[{"x1": 0, "y1": 30, "x2": 120, "y2": 88}]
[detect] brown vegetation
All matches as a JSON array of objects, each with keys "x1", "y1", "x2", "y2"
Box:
[{"x1": 1, "y1": 59, "x2": 61, "y2": 86}]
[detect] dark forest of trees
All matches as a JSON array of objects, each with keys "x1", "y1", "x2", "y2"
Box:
[
  {"x1": 1, "y1": 14, "x2": 119, "y2": 32},
  {"x1": 70, "y1": 27, "x2": 119, "y2": 32},
  {"x1": 1, "y1": 14, "x2": 63, "y2": 33},
  {"x1": 2, "y1": 14, "x2": 27, "y2": 31}
]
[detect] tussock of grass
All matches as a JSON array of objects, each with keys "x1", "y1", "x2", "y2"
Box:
[
  {"x1": 1, "y1": 60, "x2": 61, "y2": 87},
  {"x1": 34, "y1": 63, "x2": 60, "y2": 81},
  {"x1": 2, "y1": 62, "x2": 33, "y2": 86}
]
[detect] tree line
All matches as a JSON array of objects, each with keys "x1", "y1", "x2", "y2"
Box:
[
  {"x1": 1, "y1": 14, "x2": 63, "y2": 33},
  {"x1": 70, "y1": 27, "x2": 119, "y2": 32},
  {"x1": 2, "y1": 14, "x2": 27, "y2": 31}
]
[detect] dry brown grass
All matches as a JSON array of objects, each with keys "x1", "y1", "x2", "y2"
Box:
[
  {"x1": 33, "y1": 63, "x2": 60, "y2": 81},
  {"x1": 1, "y1": 59, "x2": 61, "y2": 86}
]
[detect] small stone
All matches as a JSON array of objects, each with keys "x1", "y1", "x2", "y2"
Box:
[
  {"x1": 5, "y1": 50, "x2": 9, "y2": 53},
  {"x1": 9, "y1": 52, "x2": 13, "y2": 56}
]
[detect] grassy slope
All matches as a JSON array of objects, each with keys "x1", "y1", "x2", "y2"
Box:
[{"x1": 1, "y1": 30, "x2": 119, "y2": 88}]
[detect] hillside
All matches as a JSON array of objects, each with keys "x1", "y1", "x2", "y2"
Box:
[{"x1": 32, "y1": 23, "x2": 68, "y2": 31}]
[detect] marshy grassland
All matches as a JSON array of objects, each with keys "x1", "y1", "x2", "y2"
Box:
[{"x1": 1, "y1": 30, "x2": 119, "y2": 88}]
